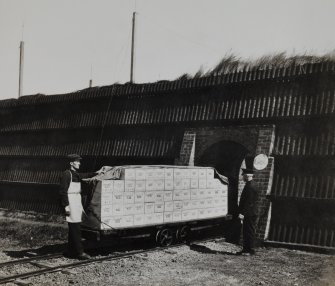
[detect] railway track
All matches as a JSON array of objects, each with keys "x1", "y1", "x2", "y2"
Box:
[{"x1": 0, "y1": 236, "x2": 223, "y2": 285}]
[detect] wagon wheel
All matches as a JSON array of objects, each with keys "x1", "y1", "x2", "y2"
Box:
[
  {"x1": 176, "y1": 225, "x2": 190, "y2": 243},
  {"x1": 156, "y1": 228, "x2": 173, "y2": 247}
]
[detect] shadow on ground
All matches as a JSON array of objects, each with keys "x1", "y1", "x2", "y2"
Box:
[{"x1": 189, "y1": 243, "x2": 237, "y2": 255}]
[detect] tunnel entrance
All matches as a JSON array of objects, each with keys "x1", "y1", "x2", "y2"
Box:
[{"x1": 196, "y1": 140, "x2": 249, "y2": 243}]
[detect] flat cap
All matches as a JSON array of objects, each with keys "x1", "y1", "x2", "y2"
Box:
[{"x1": 67, "y1": 154, "x2": 82, "y2": 162}]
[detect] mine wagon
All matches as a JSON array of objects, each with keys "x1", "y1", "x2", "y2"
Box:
[{"x1": 80, "y1": 165, "x2": 230, "y2": 246}]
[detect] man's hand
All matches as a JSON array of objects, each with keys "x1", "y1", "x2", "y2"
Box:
[
  {"x1": 238, "y1": 214, "x2": 244, "y2": 220},
  {"x1": 65, "y1": 206, "x2": 70, "y2": 216},
  {"x1": 96, "y1": 166, "x2": 107, "y2": 174}
]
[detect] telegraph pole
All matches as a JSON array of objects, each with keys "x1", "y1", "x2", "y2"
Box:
[
  {"x1": 130, "y1": 12, "x2": 136, "y2": 83},
  {"x1": 89, "y1": 64, "x2": 93, "y2": 87},
  {"x1": 18, "y1": 41, "x2": 24, "y2": 97}
]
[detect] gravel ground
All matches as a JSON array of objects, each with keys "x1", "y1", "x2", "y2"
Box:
[{"x1": 0, "y1": 217, "x2": 334, "y2": 286}]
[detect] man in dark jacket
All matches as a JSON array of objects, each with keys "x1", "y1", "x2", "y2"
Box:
[
  {"x1": 236, "y1": 168, "x2": 259, "y2": 256},
  {"x1": 59, "y1": 154, "x2": 102, "y2": 260}
]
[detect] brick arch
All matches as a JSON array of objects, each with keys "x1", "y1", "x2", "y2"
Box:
[{"x1": 194, "y1": 126, "x2": 259, "y2": 163}]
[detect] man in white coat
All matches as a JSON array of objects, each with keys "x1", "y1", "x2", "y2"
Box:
[{"x1": 59, "y1": 154, "x2": 101, "y2": 260}]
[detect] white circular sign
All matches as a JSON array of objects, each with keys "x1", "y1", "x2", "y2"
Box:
[{"x1": 253, "y1": 154, "x2": 268, "y2": 170}]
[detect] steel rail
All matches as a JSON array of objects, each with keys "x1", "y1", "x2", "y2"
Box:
[
  {"x1": 0, "y1": 236, "x2": 223, "y2": 284},
  {"x1": 0, "y1": 253, "x2": 63, "y2": 268},
  {"x1": 0, "y1": 246, "x2": 177, "y2": 284}
]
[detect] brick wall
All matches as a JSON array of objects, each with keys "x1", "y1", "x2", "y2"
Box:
[{"x1": 177, "y1": 125, "x2": 275, "y2": 241}]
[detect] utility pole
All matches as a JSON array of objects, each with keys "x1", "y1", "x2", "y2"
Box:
[
  {"x1": 18, "y1": 41, "x2": 24, "y2": 97},
  {"x1": 89, "y1": 64, "x2": 93, "y2": 88},
  {"x1": 130, "y1": 12, "x2": 136, "y2": 83}
]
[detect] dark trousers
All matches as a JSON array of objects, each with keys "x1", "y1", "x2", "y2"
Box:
[
  {"x1": 68, "y1": 223, "x2": 83, "y2": 256},
  {"x1": 242, "y1": 216, "x2": 257, "y2": 253}
]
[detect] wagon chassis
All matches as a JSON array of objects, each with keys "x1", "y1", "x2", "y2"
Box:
[{"x1": 82, "y1": 215, "x2": 232, "y2": 246}]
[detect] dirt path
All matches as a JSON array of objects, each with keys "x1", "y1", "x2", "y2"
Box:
[{"x1": 0, "y1": 218, "x2": 334, "y2": 286}]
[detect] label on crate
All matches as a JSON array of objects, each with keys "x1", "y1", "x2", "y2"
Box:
[
  {"x1": 190, "y1": 169, "x2": 199, "y2": 178},
  {"x1": 155, "y1": 180, "x2": 164, "y2": 191},
  {"x1": 198, "y1": 199, "x2": 206, "y2": 208},
  {"x1": 145, "y1": 202, "x2": 155, "y2": 213},
  {"x1": 164, "y1": 201, "x2": 174, "y2": 212},
  {"x1": 213, "y1": 189, "x2": 221, "y2": 197},
  {"x1": 124, "y1": 168, "x2": 136, "y2": 180},
  {"x1": 198, "y1": 209, "x2": 207, "y2": 219},
  {"x1": 145, "y1": 191, "x2": 155, "y2": 202},
  {"x1": 182, "y1": 210, "x2": 192, "y2": 221},
  {"x1": 206, "y1": 179, "x2": 215, "y2": 189},
  {"x1": 199, "y1": 179, "x2": 207, "y2": 189},
  {"x1": 122, "y1": 215, "x2": 134, "y2": 227},
  {"x1": 145, "y1": 213, "x2": 155, "y2": 224},
  {"x1": 182, "y1": 200, "x2": 191, "y2": 210},
  {"x1": 154, "y1": 202, "x2": 164, "y2": 213},
  {"x1": 163, "y1": 212, "x2": 173, "y2": 223},
  {"x1": 133, "y1": 203, "x2": 145, "y2": 214},
  {"x1": 145, "y1": 169, "x2": 156, "y2": 180},
  {"x1": 206, "y1": 168, "x2": 214, "y2": 179},
  {"x1": 173, "y1": 169, "x2": 184, "y2": 178},
  {"x1": 123, "y1": 204, "x2": 134, "y2": 215},
  {"x1": 206, "y1": 189, "x2": 214, "y2": 198},
  {"x1": 190, "y1": 179, "x2": 199, "y2": 189},
  {"x1": 135, "y1": 180, "x2": 146, "y2": 192},
  {"x1": 146, "y1": 180, "x2": 156, "y2": 191},
  {"x1": 101, "y1": 180, "x2": 114, "y2": 192},
  {"x1": 101, "y1": 193, "x2": 113, "y2": 205},
  {"x1": 112, "y1": 192, "x2": 124, "y2": 204},
  {"x1": 114, "y1": 180, "x2": 125, "y2": 192},
  {"x1": 198, "y1": 189, "x2": 206, "y2": 199},
  {"x1": 183, "y1": 169, "x2": 191, "y2": 179},
  {"x1": 134, "y1": 214, "x2": 145, "y2": 226},
  {"x1": 206, "y1": 199, "x2": 214, "y2": 207},
  {"x1": 173, "y1": 179, "x2": 184, "y2": 190},
  {"x1": 164, "y1": 180, "x2": 174, "y2": 190},
  {"x1": 182, "y1": 190, "x2": 191, "y2": 200},
  {"x1": 198, "y1": 169, "x2": 207, "y2": 179},
  {"x1": 164, "y1": 191, "x2": 173, "y2": 201},
  {"x1": 155, "y1": 169, "x2": 165, "y2": 179},
  {"x1": 173, "y1": 201, "x2": 183, "y2": 211},
  {"x1": 154, "y1": 191, "x2": 164, "y2": 202},
  {"x1": 134, "y1": 192, "x2": 145, "y2": 203},
  {"x1": 125, "y1": 180, "x2": 135, "y2": 192},
  {"x1": 173, "y1": 190, "x2": 183, "y2": 200},
  {"x1": 206, "y1": 208, "x2": 214, "y2": 217},
  {"x1": 154, "y1": 213, "x2": 163, "y2": 224},
  {"x1": 190, "y1": 189, "x2": 198, "y2": 199},
  {"x1": 190, "y1": 209, "x2": 198, "y2": 220},
  {"x1": 164, "y1": 168, "x2": 174, "y2": 180},
  {"x1": 182, "y1": 179, "x2": 191, "y2": 189},
  {"x1": 191, "y1": 200, "x2": 199, "y2": 209},
  {"x1": 173, "y1": 211, "x2": 182, "y2": 222},
  {"x1": 112, "y1": 204, "x2": 124, "y2": 216},
  {"x1": 124, "y1": 192, "x2": 135, "y2": 204},
  {"x1": 135, "y1": 169, "x2": 146, "y2": 180}
]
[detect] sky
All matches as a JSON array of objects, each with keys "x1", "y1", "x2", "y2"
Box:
[{"x1": 0, "y1": 0, "x2": 335, "y2": 100}]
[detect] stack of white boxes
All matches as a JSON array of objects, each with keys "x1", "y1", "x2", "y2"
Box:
[{"x1": 96, "y1": 166, "x2": 228, "y2": 229}]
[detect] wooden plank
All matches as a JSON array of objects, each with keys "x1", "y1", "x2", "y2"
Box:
[
  {"x1": 294, "y1": 225, "x2": 299, "y2": 244},
  {"x1": 323, "y1": 228, "x2": 328, "y2": 247}
]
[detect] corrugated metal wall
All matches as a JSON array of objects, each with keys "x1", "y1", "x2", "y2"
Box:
[{"x1": 0, "y1": 62, "x2": 334, "y2": 248}]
